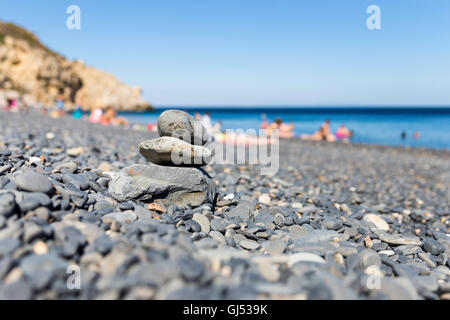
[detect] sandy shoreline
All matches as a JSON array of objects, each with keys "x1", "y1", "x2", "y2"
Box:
[{"x1": 0, "y1": 110, "x2": 449, "y2": 300}]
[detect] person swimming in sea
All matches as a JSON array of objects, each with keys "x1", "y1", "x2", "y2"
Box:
[{"x1": 401, "y1": 131, "x2": 407, "y2": 140}]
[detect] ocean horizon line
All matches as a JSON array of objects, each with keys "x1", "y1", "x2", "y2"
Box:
[
  {"x1": 155, "y1": 105, "x2": 450, "y2": 109},
  {"x1": 120, "y1": 105, "x2": 450, "y2": 114}
]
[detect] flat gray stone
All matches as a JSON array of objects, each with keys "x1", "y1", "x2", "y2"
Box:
[
  {"x1": 139, "y1": 137, "x2": 211, "y2": 166},
  {"x1": 239, "y1": 239, "x2": 261, "y2": 250},
  {"x1": 374, "y1": 230, "x2": 422, "y2": 246},
  {"x1": 209, "y1": 230, "x2": 226, "y2": 245},
  {"x1": 108, "y1": 164, "x2": 216, "y2": 208},
  {"x1": 13, "y1": 171, "x2": 53, "y2": 194},
  {"x1": 192, "y1": 213, "x2": 210, "y2": 233}
]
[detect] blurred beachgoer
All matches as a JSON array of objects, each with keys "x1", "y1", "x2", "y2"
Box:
[
  {"x1": 348, "y1": 130, "x2": 354, "y2": 139},
  {"x1": 10, "y1": 99, "x2": 19, "y2": 113},
  {"x1": 216, "y1": 130, "x2": 271, "y2": 147},
  {"x1": 414, "y1": 131, "x2": 420, "y2": 139},
  {"x1": 212, "y1": 121, "x2": 222, "y2": 135},
  {"x1": 194, "y1": 112, "x2": 202, "y2": 121},
  {"x1": 401, "y1": 131, "x2": 407, "y2": 140},
  {"x1": 89, "y1": 108, "x2": 104, "y2": 123},
  {"x1": 267, "y1": 118, "x2": 294, "y2": 138},
  {"x1": 2, "y1": 98, "x2": 10, "y2": 111},
  {"x1": 260, "y1": 120, "x2": 269, "y2": 130},
  {"x1": 321, "y1": 120, "x2": 336, "y2": 142},
  {"x1": 4, "y1": 98, "x2": 12, "y2": 111},
  {"x1": 56, "y1": 95, "x2": 65, "y2": 117},
  {"x1": 336, "y1": 124, "x2": 351, "y2": 139},
  {"x1": 301, "y1": 120, "x2": 336, "y2": 142},
  {"x1": 301, "y1": 127, "x2": 324, "y2": 141},
  {"x1": 260, "y1": 114, "x2": 269, "y2": 129},
  {"x1": 73, "y1": 105, "x2": 83, "y2": 119},
  {"x1": 103, "y1": 107, "x2": 129, "y2": 126},
  {"x1": 147, "y1": 123, "x2": 158, "y2": 132},
  {"x1": 202, "y1": 112, "x2": 214, "y2": 136},
  {"x1": 280, "y1": 121, "x2": 295, "y2": 138}
]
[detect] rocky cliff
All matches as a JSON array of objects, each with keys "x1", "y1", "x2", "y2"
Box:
[{"x1": 0, "y1": 21, "x2": 152, "y2": 111}]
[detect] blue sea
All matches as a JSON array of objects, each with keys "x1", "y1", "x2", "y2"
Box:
[{"x1": 119, "y1": 107, "x2": 450, "y2": 149}]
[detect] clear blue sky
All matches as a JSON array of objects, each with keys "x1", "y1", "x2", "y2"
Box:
[{"x1": 1, "y1": 0, "x2": 449, "y2": 106}]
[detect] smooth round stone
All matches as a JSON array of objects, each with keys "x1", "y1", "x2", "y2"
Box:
[
  {"x1": 363, "y1": 214, "x2": 390, "y2": 231},
  {"x1": 209, "y1": 230, "x2": 226, "y2": 245},
  {"x1": 192, "y1": 213, "x2": 210, "y2": 233},
  {"x1": 210, "y1": 218, "x2": 228, "y2": 233},
  {"x1": 13, "y1": 171, "x2": 53, "y2": 194},
  {"x1": 258, "y1": 194, "x2": 271, "y2": 205},
  {"x1": 239, "y1": 239, "x2": 260, "y2": 250},
  {"x1": 322, "y1": 217, "x2": 343, "y2": 230},
  {"x1": 138, "y1": 137, "x2": 212, "y2": 166},
  {"x1": 423, "y1": 239, "x2": 446, "y2": 255},
  {"x1": 157, "y1": 109, "x2": 209, "y2": 145},
  {"x1": 359, "y1": 249, "x2": 381, "y2": 268},
  {"x1": 0, "y1": 193, "x2": 16, "y2": 216}
]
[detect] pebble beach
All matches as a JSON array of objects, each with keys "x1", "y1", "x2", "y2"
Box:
[{"x1": 0, "y1": 110, "x2": 449, "y2": 300}]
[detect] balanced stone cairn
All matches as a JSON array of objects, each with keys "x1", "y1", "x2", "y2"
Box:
[{"x1": 109, "y1": 110, "x2": 216, "y2": 208}]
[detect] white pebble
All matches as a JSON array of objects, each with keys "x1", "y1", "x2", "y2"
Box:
[
  {"x1": 29, "y1": 157, "x2": 42, "y2": 165},
  {"x1": 224, "y1": 193, "x2": 235, "y2": 201},
  {"x1": 258, "y1": 194, "x2": 271, "y2": 205},
  {"x1": 363, "y1": 214, "x2": 390, "y2": 231}
]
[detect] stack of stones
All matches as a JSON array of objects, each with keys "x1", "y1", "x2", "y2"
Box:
[{"x1": 108, "y1": 110, "x2": 216, "y2": 208}]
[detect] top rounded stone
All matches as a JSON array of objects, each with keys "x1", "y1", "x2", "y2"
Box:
[{"x1": 157, "y1": 110, "x2": 209, "y2": 146}]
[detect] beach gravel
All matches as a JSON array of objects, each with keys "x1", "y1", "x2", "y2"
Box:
[{"x1": 0, "y1": 110, "x2": 449, "y2": 300}]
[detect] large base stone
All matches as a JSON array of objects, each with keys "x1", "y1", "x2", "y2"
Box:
[{"x1": 108, "y1": 164, "x2": 216, "y2": 208}]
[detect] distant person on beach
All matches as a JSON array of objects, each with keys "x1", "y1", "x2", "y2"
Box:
[
  {"x1": 202, "y1": 112, "x2": 214, "y2": 136},
  {"x1": 260, "y1": 114, "x2": 269, "y2": 130},
  {"x1": 336, "y1": 124, "x2": 351, "y2": 139},
  {"x1": 321, "y1": 120, "x2": 336, "y2": 142},
  {"x1": 260, "y1": 120, "x2": 269, "y2": 130},
  {"x1": 266, "y1": 118, "x2": 295, "y2": 138},
  {"x1": 103, "y1": 107, "x2": 129, "y2": 126},
  {"x1": 414, "y1": 131, "x2": 420, "y2": 139},
  {"x1": 56, "y1": 95, "x2": 65, "y2": 116},
  {"x1": 89, "y1": 108, "x2": 104, "y2": 123},
  {"x1": 147, "y1": 123, "x2": 158, "y2": 132},
  {"x1": 10, "y1": 98, "x2": 19, "y2": 112},
  {"x1": 401, "y1": 131, "x2": 407, "y2": 140},
  {"x1": 212, "y1": 121, "x2": 222, "y2": 135},
  {"x1": 301, "y1": 127, "x2": 325, "y2": 141},
  {"x1": 301, "y1": 120, "x2": 336, "y2": 142},
  {"x1": 73, "y1": 105, "x2": 83, "y2": 119}
]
